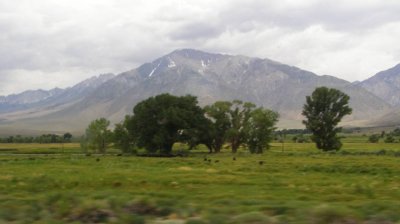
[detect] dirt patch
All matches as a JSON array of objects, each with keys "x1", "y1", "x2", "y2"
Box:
[{"x1": 69, "y1": 208, "x2": 114, "y2": 223}]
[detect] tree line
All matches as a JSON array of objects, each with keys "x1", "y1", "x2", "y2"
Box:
[
  {"x1": 83, "y1": 94, "x2": 279, "y2": 154},
  {"x1": 83, "y1": 87, "x2": 353, "y2": 154},
  {"x1": 368, "y1": 128, "x2": 400, "y2": 143},
  {"x1": 0, "y1": 133, "x2": 73, "y2": 144}
]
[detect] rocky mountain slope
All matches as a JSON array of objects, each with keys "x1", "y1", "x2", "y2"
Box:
[
  {"x1": 0, "y1": 49, "x2": 393, "y2": 133},
  {"x1": 359, "y1": 63, "x2": 400, "y2": 106},
  {"x1": 358, "y1": 64, "x2": 400, "y2": 126}
]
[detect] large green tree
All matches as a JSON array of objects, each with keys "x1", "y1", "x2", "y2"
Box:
[
  {"x1": 204, "y1": 101, "x2": 232, "y2": 153},
  {"x1": 113, "y1": 115, "x2": 136, "y2": 153},
  {"x1": 126, "y1": 94, "x2": 210, "y2": 154},
  {"x1": 226, "y1": 100, "x2": 256, "y2": 153},
  {"x1": 246, "y1": 108, "x2": 279, "y2": 154},
  {"x1": 302, "y1": 87, "x2": 352, "y2": 151},
  {"x1": 84, "y1": 118, "x2": 112, "y2": 153},
  {"x1": 205, "y1": 100, "x2": 278, "y2": 153},
  {"x1": 63, "y1": 133, "x2": 72, "y2": 142}
]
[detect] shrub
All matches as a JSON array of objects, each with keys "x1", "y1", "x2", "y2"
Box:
[
  {"x1": 384, "y1": 135, "x2": 395, "y2": 143},
  {"x1": 368, "y1": 134, "x2": 380, "y2": 143}
]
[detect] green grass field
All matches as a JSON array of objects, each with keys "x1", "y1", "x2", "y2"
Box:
[{"x1": 1, "y1": 138, "x2": 400, "y2": 223}]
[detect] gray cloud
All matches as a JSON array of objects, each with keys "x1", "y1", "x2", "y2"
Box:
[
  {"x1": 170, "y1": 22, "x2": 222, "y2": 41},
  {"x1": 0, "y1": 0, "x2": 399, "y2": 95},
  {"x1": 218, "y1": 0, "x2": 400, "y2": 31}
]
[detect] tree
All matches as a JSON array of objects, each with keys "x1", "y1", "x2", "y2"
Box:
[
  {"x1": 113, "y1": 116, "x2": 136, "y2": 153},
  {"x1": 368, "y1": 134, "x2": 380, "y2": 143},
  {"x1": 126, "y1": 94, "x2": 210, "y2": 154},
  {"x1": 246, "y1": 108, "x2": 279, "y2": 153},
  {"x1": 205, "y1": 100, "x2": 278, "y2": 153},
  {"x1": 63, "y1": 132, "x2": 73, "y2": 142},
  {"x1": 226, "y1": 101, "x2": 256, "y2": 153},
  {"x1": 84, "y1": 118, "x2": 112, "y2": 153},
  {"x1": 302, "y1": 87, "x2": 352, "y2": 151},
  {"x1": 384, "y1": 134, "x2": 395, "y2": 143},
  {"x1": 292, "y1": 134, "x2": 310, "y2": 143},
  {"x1": 204, "y1": 101, "x2": 233, "y2": 153},
  {"x1": 391, "y1": 128, "x2": 400, "y2": 136}
]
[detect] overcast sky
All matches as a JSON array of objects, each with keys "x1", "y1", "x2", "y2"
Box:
[{"x1": 1, "y1": 0, "x2": 400, "y2": 95}]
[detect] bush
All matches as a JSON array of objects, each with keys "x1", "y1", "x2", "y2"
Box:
[
  {"x1": 384, "y1": 135, "x2": 396, "y2": 143},
  {"x1": 368, "y1": 134, "x2": 380, "y2": 143},
  {"x1": 292, "y1": 134, "x2": 310, "y2": 143}
]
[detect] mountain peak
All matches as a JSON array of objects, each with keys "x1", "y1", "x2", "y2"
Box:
[
  {"x1": 170, "y1": 48, "x2": 213, "y2": 55},
  {"x1": 0, "y1": 49, "x2": 395, "y2": 132},
  {"x1": 370, "y1": 63, "x2": 400, "y2": 80},
  {"x1": 166, "y1": 48, "x2": 224, "y2": 60},
  {"x1": 360, "y1": 63, "x2": 400, "y2": 106}
]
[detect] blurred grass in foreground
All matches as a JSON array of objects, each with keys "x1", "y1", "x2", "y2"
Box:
[{"x1": 0, "y1": 138, "x2": 400, "y2": 223}]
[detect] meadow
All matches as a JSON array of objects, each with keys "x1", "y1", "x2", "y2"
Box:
[{"x1": 0, "y1": 136, "x2": 400, "y2": 223}]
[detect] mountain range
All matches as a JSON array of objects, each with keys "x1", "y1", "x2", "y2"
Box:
[{"x1": 0, "y1": 49, "x2": 399, "y2": 135}]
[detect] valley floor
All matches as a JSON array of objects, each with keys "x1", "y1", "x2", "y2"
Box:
[{"x1": 0, "y1": 141, "x2": 400, "y2": 223}]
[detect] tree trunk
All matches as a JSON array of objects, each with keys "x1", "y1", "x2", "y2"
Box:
[
  {"x1": 205, "y1": 144, "x2": 213, "y2": 153},
  {"x1": 231, "y1": 139, "x2": 240, "y2": 153},
  {"x1": 162, "y1": 142, "x2": 174, "y2": 154},
  {"x1": 214, "y1": 141, "x2": 223, "y2": 153}
]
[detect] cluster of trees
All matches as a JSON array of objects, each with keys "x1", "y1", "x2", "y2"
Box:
[
  {"x1": 83, "y1": 87, "x2": 354, "y2": 154},
  {"x1": 275, "y1": 129, "x2": 311, "y2": 135},
  {"x1": 81, "y1": 118, "x2": 113, "y2": 153},
  {"x1": 83, "y1": 94, "x2": 279, "y2": 154},
  {"x1": 369, "y1": 128, "x2": 400, "y2": 143},
  {"x1": 0, "y1": 133, "x2": 73, "y2": 143},
  {"x1": 291, "y1": 134, "x2": 310, "y2": 143}
]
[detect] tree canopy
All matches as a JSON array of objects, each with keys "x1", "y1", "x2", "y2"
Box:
[
  {"x1": 246, "y1": 108, "x2": 279, "y2": 153},
  {"x1": 113, "y1": 115, "x2": 135, "y2": 153},
  {"x1": 204, "y1": 101, "x2": 233, "y2": 153},
  {"x1": 84, "y1": 118, "x2": 112, "y2": 153},
  {"x1": 84, "y1": 94, "x2": 279, "y2": 155},
  {"x1": 302, "y1": 87, "x2": 352, "y2": 151},
  {"x1": 126, "y1": 94, "x2": 209, "y2": 154},
  {"x1": 205, "y1": 100, "x2": 278, "y2": 153}
]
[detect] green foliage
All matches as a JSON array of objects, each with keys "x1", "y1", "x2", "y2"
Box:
[
  {"x1": 113, "y1": 116, "x2": 135, "y2": 153},
  {"x1": 204, "y1": 101, "x2": 233, "y2": 153},
  {"x1": 384, "y1": 134, "x2": 396, "y2": 143},
  {"x1": 302, "y1": 87, "x2": 352, "y2": 151},
  {"x1": 84, "y1": 118, "x2": 112, "y2": 153},
  {"x1": 368, "y1": 134, "x2": 380, "y2": 143},
  {"x1": 226, "y1": 101, "x2": 256, "y2": 153},
  {"x1": 63, "y1": 133, "x2": 73, "y2": 142},
  {"x1": 246, "y1": 108, "x2": 279, "y2": 153},
  {"x1": 292, "y1": 134, "x2": 310, "y2": 143},
  {"x1": 113, "y1": 95, "x2": 278, "y2": 155},
  {"x1": 0, "y1": 134, "x2": 68, "y2": 143},
  {"x1": 391, "y1": 128, "x2": 400, "y2": 136},
  {"x1": 126, "y1": 94, "x2": 209, "y2": 154},
  {"x1": 205, "y1": 100, "x2": 278, "y2": 153}
]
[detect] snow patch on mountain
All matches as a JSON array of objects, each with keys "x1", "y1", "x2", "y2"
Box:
[
  {"x1": 168, "y1": 58, "x2": 176, "y2": 68},
  {"x1": 149, "y1": 62, "x2": 161, "y2": 77}
]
